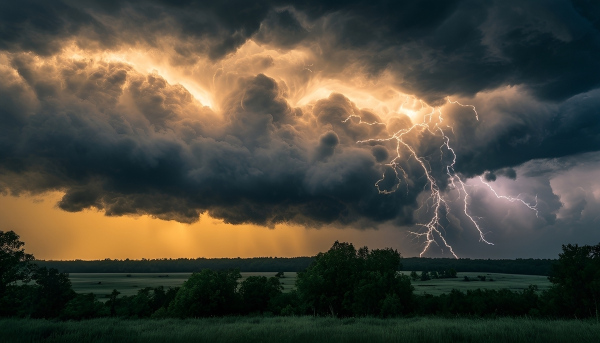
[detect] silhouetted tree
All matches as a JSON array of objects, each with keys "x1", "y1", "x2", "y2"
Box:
[
  {"x1": 296, "y1": 241, "x2": 413, "y2": 317},
  {"x1": 268, "y1": 290, "x2": 301, "y2": 316},
  {"x1": 29, "y1": 267, "x2": 76, "y2": 318},
  {"x1": 0, "y1": 231, "x2": 35, "y2": 297},
  {"x1": 447, "y1": 268, "x2": 457, "y2": 278},
  {"x1": 239, "y1": 276, "x2": 282, "y2": 314},
  {"x1": 1, "y1": 231, "x2": 77, "y2": 318},
  {"x1": 548, "y1": 243, "x2": 600, "y2": 319},
  {"x1": 61, "y1": 293, "x2": 105, "y2": 320},
  {"x1": 108, "y1": 289, "x2": 120, "y2": 316},
  {"x1": 169, "y1": 269, "x2": 241, "y2": 318},
  {"x1": 296, "y1": 241, "x2": 358, "y2": 317}
]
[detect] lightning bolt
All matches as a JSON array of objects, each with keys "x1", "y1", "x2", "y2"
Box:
[
  {"x1": 479, "y1": 177, "x2": 539, "y2": 217},
  {"x1": 347, "y1": 97, "x2": 536, "y2": 258}
]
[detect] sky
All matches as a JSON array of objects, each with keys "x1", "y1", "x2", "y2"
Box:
[{"x1": 1, "y1": 0, "x2": 599, "y2": 260}]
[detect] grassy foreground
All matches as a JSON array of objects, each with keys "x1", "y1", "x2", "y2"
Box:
[{"x1": 1, "y1": 316, "x2": 598, "y2": 343}]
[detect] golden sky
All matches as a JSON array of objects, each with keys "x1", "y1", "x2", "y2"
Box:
[{"x1": 1, "y1": 192, "x2": 411, "y2": 260}]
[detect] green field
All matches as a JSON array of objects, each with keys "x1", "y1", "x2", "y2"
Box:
[
  {"x1": 70, "y1": 272, "x2": 298, "y2": 299},
  {"x1": 70, "y1": 271, "x2": 550, "y2": 300},
  {"x1": 1, "y1": 316, "x2": 598, "y2": 343},
  {"x1": 401, "y1": 272, "x2": 552, "y2": 296}
]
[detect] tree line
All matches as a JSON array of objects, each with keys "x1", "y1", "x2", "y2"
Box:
[
  {"x1": 2, "y1": 231, "x2": 598, "y2": 320},
  {"x1": 36, "y1": 256, "x2": 554, "y2": 276}
]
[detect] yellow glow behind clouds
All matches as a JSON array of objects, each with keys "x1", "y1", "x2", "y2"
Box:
[
  {"x1": 62, "y1": 41, "x2": 427, "y2": 122},
  {"x1": 0, "y1": 193, "x2": 407, "y2": 260}
]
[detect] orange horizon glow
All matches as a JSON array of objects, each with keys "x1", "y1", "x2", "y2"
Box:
[{"x1": 0, "y1": 192, "x2": 411, "y2": 260}]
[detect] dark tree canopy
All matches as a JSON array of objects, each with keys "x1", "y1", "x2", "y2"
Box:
[
  {"x1": 548, "y1": 243, "x2": 600, "y2": 319},
  {"x1": 29, "y1": 267, "x2": 76, "y2": 318},
  {"x1": 1, "y1": 230, "x2": 78, "y2": 318},
  {"x1": 296, "y1": 241, "x2": 413, "y2": 317},
  {"x1": 168, "y1": 269, "x2": 241, "y2": 318},
  {"x1": 239, "y1": 275, "x2": 283, "y2": 314},
  {"x1": 0, "y1": 230, "x2": 35, "y2": 295}
]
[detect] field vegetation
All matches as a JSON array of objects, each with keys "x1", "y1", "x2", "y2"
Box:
[
  {"x1": 0, "y1": 316, "x2": 598, "y2": 343},
  {"x1": 69, "y1": 272, "x2": 298, "y2": 298},
  {"x1": 407, "y1": 272, "x2": 551, "y2": 296}
]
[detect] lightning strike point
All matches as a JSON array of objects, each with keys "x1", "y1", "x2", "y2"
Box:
[{"x1": 346, "y1": 97, "x2": 538, "y2": 258}]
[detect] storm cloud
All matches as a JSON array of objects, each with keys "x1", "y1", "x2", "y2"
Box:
[
  {"x1": 0, "y1": 55, "x2": 426, "y2": 227},
  {"x1": 1, "y1": 0, "x2": 599, "y2": 256}
]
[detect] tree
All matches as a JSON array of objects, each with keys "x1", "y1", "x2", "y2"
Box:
[
  {"x1": 1, "y1": 231, "x2": 77, "y2": 318},
  {"x1": 296, "y1": 241, "x2": 413, "y2": 317},
  {"x1": 29, "y1": 267, "x2": 76, "y2": 318},
  {"x1": 353, "y1": 247, "x2": 413, "y2": 317},
  {"x1": 169, "y1": 269, "x2": 241, "y2": 318},
  {"x1": 108, "y1": 289, "x2": 120, "y2": 316},
  {"x1": 447, "y1": 268, "x2": 457, "y2": 278},
  {"x1": 410, "y1": 271, "x2": 419, "y2": 281},
  {"x1": 0, "y1": 231, "x2": 35, "y2": 297},
  {"x1": 296, "y1": 241, "x2": 361, "y2": 317},
  {"x1": 239, "y1": 276, "x2": 282, "y2": 314},
  {"x1": 61, "y1": 293, "x2": 106, "y2": 320},
  {"x1": 548, "y1": 243, "x2": 600, "y2": 319}
]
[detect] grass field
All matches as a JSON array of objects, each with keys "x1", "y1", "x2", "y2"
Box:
[
  {"x1": 401, "y1": 272, "x2": 552, "y2": 296},
  {"x1": 1, "y1": 316, "x2": 598, "y2": 343},
  {"x1": 70, "y1": 272, "x2": 298, "y2": 299},
  {"x1": 70, "y1": 271, "x2": 550, "y2": 299}
]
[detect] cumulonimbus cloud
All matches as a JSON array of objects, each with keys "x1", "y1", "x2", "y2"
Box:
[{"x1": 1, "y1": 0, "x2": 599, "y2": 240}]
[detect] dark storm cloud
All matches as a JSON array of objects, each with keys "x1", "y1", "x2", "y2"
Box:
[
  {"x1": 254, "y1": 9, "x2": 308, "y2": 48},
  {"x1": 483, "y1": 168, "x2": 517, "y2": 182},
  {"x1": 0, "y1": 56, "x2": 430, "y2": 226},
  {"x1": 447, "y1": 87, "x2": 600, "y2": 176},
  {"x1": 5, "y1": 0, "x2": 600, "y2": 99},
  {"x1": 0, "y1": 0, "x2": 107, "y2": 55},
  {"x1": 3, "y1": 0, "x2": 597, "y2": 166}
]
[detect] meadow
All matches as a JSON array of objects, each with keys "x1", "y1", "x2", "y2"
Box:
[
  {"x1": 0, "y1": 316, "x2": 598, "y2": 343},
  {"x1": 70, "y1": 271, "x2": 550, "y2": 299},
  {"x1": 402, "y1": 272, "x2": 552, "y2": 296},
  {"x1": 70, "y1": 272, "x2": 298, "y2": 299}
]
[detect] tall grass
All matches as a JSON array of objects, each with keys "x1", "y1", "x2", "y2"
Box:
[{"x1": 1, "y1": 316, "x2": 598, "y2": 343}]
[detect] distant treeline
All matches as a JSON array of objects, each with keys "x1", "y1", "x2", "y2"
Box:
[
  {"x1": 36, "y1": 257, "x2": 555, "y2": 275},
  {"x1": 36, "y1": 257, "x2": 315, "y2": 274}
]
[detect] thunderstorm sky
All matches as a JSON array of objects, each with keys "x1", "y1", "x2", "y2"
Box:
[{"x1": 1, "y1": 0, "x2": 599, "y2": 259}]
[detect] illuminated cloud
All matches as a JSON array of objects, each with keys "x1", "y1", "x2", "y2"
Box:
[{"x1": 1, "y1": 0, "x2": 599, "y2": 257}]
